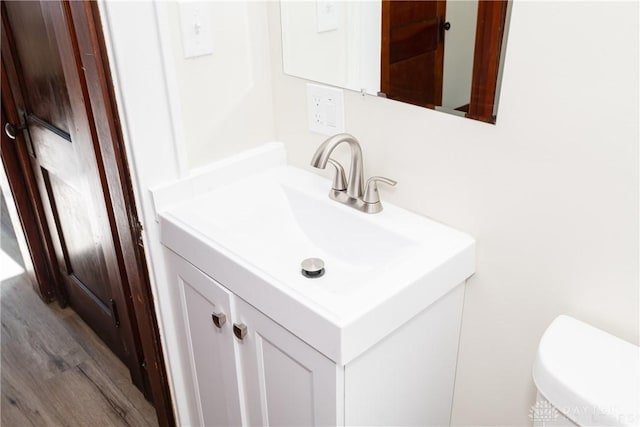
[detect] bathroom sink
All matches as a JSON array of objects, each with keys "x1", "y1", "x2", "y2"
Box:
[
  {"x1": 167, "y1": 167, "x2": 419, "y2": 290},
  {"x1": 158, "y1": 143, "x2": 474, "y2": 364}
]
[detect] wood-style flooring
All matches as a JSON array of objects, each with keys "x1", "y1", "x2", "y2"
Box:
[{"x1": 1, "y1": 191, "x2": 159, "y2": 427}]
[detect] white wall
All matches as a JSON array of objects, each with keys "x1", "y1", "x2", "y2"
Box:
[
  {"x1": 268, "y1": 2, "x2": 639, "y2": 426},
  {"x1": 157, "y1": 1, "x2": 275, "y2": 170}
]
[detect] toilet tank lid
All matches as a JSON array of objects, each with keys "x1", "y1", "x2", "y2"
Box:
[{"x1": 533, "y1": 315, "x2": 640, "y2": 427}]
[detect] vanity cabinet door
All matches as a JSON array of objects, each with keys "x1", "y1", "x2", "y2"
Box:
[
  {"x1": 167, "y1": 252, "x2": 243, "y2": 427},
  {"x1": 234, "y1": 297, "x2": 340, "y2": 426}
]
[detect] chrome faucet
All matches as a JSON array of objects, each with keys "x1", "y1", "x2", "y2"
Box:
[
  {"x1": 310, "y1": 133, "x2": 396, "y2": 214},
  {"x1": 310, "y1": 133, "x2": 364, "y2": 199}
]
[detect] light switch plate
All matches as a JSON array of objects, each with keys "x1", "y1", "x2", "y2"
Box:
[
  {"x1": 307, "y1": 83, "x2": 345, "y2": 136},
  {"x1": 316, "y1": 0, "x2": 340, "y2": 33},
  {"x1": 179, "y1": 2, "x2": 214, "y2": 58}
]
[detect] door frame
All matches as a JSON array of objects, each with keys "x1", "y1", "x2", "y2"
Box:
[
  {"x1": 0, "y1": 2, "x2": 175, "y2": 426},
  {"x1": 467, "y1": 0, "x2": 510, "y2": 123}
]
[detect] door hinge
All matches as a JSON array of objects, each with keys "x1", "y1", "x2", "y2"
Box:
[
  {"x1": 133, "y1": 220, "x2": 144, "y2": 247},
  {"x1": 110, "y1": 298, "x2": 121, "y2": 328}
]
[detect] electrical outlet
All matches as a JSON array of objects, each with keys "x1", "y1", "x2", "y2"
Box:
[
  {"x1": 307, "y1": 83, "x2": 344, "y2": 135},
  {"x1": 312, "y1": 95, "x2": 322, "y2": 126}
]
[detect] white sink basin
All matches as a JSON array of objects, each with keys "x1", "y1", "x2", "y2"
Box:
[
  {"x1": 157, "y1": 143, "x2": 474, "y2": 364},
  {"x1": 170, "y1": 167, "x2": 419, "y2": 290}
]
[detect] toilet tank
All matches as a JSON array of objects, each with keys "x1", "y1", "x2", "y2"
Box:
[{"x1": 532, "y1": 315, "x2": 640, "y2": 427}]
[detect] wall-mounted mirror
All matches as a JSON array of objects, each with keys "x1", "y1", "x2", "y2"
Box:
[{"x1": 280, "y1": 0, "x2": 511, "y2": 124}]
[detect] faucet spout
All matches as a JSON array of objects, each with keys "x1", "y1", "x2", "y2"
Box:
[{"x1": 310, "y1": 133, "x2": 364, "y2": 199}]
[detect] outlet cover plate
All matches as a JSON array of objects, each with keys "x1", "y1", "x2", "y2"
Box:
[{"x1": 307, "y1": 83, "x2": 345, "y2": 136}]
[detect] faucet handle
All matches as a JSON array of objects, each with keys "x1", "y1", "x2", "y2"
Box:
[
  {"x1": 363, "y1": 176, "x2": 397, "y2": 204},
  {"x1": 327, "y1": 158, "x2": 347, "y2": 191}
]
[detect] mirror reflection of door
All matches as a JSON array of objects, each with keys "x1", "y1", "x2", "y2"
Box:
[
  {"x1": 381, "y1": 0, "x2": 480, "y2": 113},
  {"x1": 381, "y1": 0, "x2": 446, "y2": 108}
]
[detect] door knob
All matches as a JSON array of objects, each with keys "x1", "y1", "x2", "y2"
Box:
[
  {"x1": 233, "y1": 322, "x2": 247, "y2": 340},
  {"x1": 4, "y1": 122, "x2": 22, "y2": 140},
  {"x1": 441, "y1": 21, "x2": 451, "y2": 31},
  {"x1": 211, "y1": 311, "x2": 226, "y2": 328},
  {"x1": 4, "y1": 121, "x2": 27, "y2": 140}
]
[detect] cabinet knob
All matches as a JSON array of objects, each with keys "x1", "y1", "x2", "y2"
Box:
[
  {"x1": 211, "y1": 311, "x2": 226, "y2": 328},
  {"x1": 233, "y1": 322, "x2": 247, "y2": 340}
]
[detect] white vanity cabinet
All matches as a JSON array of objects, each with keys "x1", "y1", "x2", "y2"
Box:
[
  {"x1": 167, "y1": 251, "x2": 339, "y2": 427},
  {"x1": 168, "y1": 251, "x2": 243, "y2": 426},
  {"x1": 235, "y1": 296, "x2": 339, "y2": 426},
  {"x1": 167, "y1": 248, "x2": 465, "y2": 427},
  {"x1": 155, "y1": 144, "x2": 475, "y2": 427}
]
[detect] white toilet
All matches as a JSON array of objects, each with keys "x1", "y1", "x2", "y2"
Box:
[{"x1": 532, "y1": 315, "x2": 640, "y2": 427}]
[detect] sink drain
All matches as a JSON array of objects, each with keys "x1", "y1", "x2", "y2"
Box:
[{"x1": 301, "y1": 258, "x2": 325, "y2": 278}]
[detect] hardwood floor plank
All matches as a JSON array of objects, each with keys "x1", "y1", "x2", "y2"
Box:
[
  {"x1": 1, "y1": 320, "x2": 74, "y2": 427},
  {"x1": 38, "y1": 366, "x2": 134, "y2": 427},
  {"x1": 49, "y1": 306, "x2": 158, "y2": 423},
  {"x1": 1, "y1": 273, "x2": 158, "y2": 427},
  {"x1": 76, "y1": 360, "x2": 156, "y2": 427},
  {"x1": 1, "y1": 367, "x2": 60, "y2": 426},
  {"x1": 1, "y1": 276, "x2": 86, "y2": 379},
  {"x1": 52, "y1": 306, "x2": 133, "y2": 385}
]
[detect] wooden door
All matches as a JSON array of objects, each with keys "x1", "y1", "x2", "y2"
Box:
[
  {"x1": 166, "y1": 251, "x2": 243, "y2": 427},
  {"x1": 235, "y1": 297, "x2": 339, "y2": 426},
  {"x1": 1, "y1": 0, "x2": 145, "y2": 391},
  {"x1": 381, "y1": 0, "x2": 447, "y2": 108}
]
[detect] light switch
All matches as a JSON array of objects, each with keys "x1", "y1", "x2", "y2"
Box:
[
  {"x1": 179, "y1": 2, "x2": 214, "y2": 59},
  {"x1": 317, "y1": 0, "x2": 340, "y2": 33}
]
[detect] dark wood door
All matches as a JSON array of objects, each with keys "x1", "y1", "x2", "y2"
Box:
[
  {"x1": 1, "y1": 0, "x2": 145, "y2": 391},
  {"x1": 381, "y1": 0, "x2": 446, "y2": 108}
]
